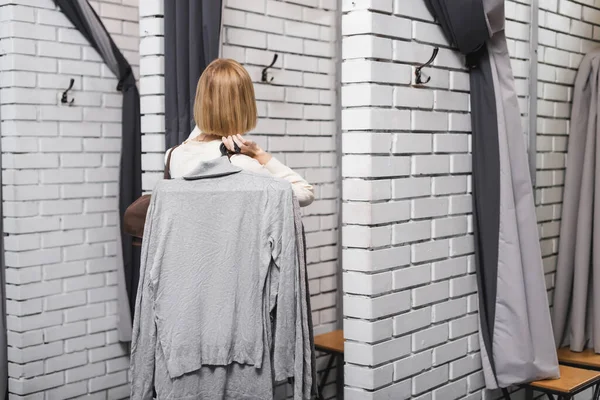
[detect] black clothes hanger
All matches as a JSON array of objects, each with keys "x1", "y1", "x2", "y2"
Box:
[{"x1": 219, "y1": 142, "x2": 241, "y2": 157}]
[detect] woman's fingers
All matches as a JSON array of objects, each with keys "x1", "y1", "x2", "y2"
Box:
[
  {"x1": 236, "y1": 134, "x2": 258, "y2": 151},
  {"x1": 223, "y1": 135, "x2": 259, "y2": 156},
  {"x1": 221, "y1": 136, "x2": 229, "y2": 151},
  {"x1": 236, "y1": 134, "x2": 248, "y2": 146},
  {"x1": 222, "y1": 136, "x2": 235, "y2": 152},
  {"x1": 232, "y1": 135, "x2": 244, "y2": 148},
  {"x1": 231, "y1": 135, "x2": 246, "y2": 154}
]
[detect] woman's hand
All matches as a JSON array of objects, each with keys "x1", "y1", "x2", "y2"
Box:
[{"x1": 222, "y1": 134, "x2": 272, "y2": 165}]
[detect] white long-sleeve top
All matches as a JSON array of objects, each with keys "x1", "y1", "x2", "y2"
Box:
[{"x1": 165, "y1": 130, "x2": 315, "y2": 207}]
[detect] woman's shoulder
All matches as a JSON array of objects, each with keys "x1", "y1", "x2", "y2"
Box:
[
  {"x1": 164, "y1": 140, "x2": 220, "y2": 164},
  {"x1": 230, "y1": 154, "x2": 265, "y2": 172}
]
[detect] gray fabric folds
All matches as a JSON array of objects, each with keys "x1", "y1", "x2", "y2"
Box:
[
  {"x1": 164, "y1": 0, "x2": 223, "y2": 149},
  {"x1": 553, "y1": 50, "x2": 600, "y2": 353},
  {"x1": 486, "y1": 28, "x2": 559, "y2": 388},
  {"x1": 130, "y1": 158, "x2": 314, "y2": 399},
  {"x1": 426, "y1": 0, "x2": 559, "y2": 389}
]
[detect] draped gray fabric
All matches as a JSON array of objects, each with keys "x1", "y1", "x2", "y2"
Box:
[
  {"x1": 54, "y1": 0, "x2": 143, "y2": 342},
  {"x1": 426, "y1": 0, "x2": 559, "y2": 389},
  {"x1": 553, "y1": 50, "x2": 600, "y2": 353},
  {"x1": 164, "y1": 0, "x2": 223, "y2": 148}
]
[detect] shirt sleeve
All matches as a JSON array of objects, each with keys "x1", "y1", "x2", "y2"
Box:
[
  {"x1": 264, "y1": 157, "x2": 314, "y2": 207},
  {"x1": 292, "y1": 197, "x2": 316, "y2": 400},
  {"x1": 267, "y1": 188, "x2": 299, "y2": 384},
  {"x1": 130, "y1": 196, "x2": 158, "y2": 400},
  {"x1": 230, "y1": 154, "x2": 271, "y2": 175},
  {"x1": 232, "y1": 155, "x2": 315, "y2": 207}
]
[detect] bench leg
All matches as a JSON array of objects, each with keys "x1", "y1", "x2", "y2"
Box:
[
  {"x1": 336, "y1": 354, "x2": 344, "y2": 400},
  {"x1": 593, "y1": 384, "x2": 600, "y2": 400},
  {"x1": 525, "y1": 387, "x2": 534, "y2": 400},
  {"x1": 317, "y1": 354, "x2": 336, "y2": 400}
]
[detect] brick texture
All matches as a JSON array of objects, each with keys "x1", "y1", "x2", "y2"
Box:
[
  {"x1": 4, "y1": 0, "x2": 597, "y2": 398},
  {"x1": 340, "y1": 0, "x2": 552, "y2": 399},
  {"x1": 139, "y1": 0, "x2": 339, "y2": 398},
  {"x1": 0, "y1": 0, "x2": 139, "y2": 398}
]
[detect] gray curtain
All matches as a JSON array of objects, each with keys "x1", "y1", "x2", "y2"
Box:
[
  {"x1": 426, "y1": 0, "x2": 559, "y2": 390},
  {"x1": 54, "y1": 0, "x2": 142, "y2": 342},
  {"x1": 553, "y1": 49, "x2": 600, "y2": 353},
  {"x1": 164, "y1": 0, "x2": 222, "y2": 148}
]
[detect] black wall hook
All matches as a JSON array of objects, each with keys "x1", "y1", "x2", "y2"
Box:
[
  {"x1": 261, "y1": 54, "x2": 279, "y2": 83},
  {"x1": 61, "y1": 78, "x2": 75, "y2": 106},
  {"x1": 415, "y1": 47, "x2": 439, "y2": 85}
]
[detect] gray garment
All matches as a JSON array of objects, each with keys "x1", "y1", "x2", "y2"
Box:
[
  {"x1": 292, "y1": 196, "x2": 317, "y2": 399},
  {"x1": 484, "y1": 28, "x2": 559, "y2": 389},
  {"x1": 130, "y1": 156, "x2": 313, "y2": 399},
  {"x1": 425, "y1": 0, "x2": 559, "y2": 389},
  {"x1": 553, "y1": 50, "x2": 600, "y2": 353}
]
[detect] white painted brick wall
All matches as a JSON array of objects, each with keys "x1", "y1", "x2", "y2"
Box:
[
  {"x1": 3, "y1": 0, "x2": 594, "y2": 397},
  {"x1": 0, "y1": 0, "x2": 138, "y2": 397},
  {"x1": 340, "y1": 0, "x2": 542, "y2": 399},
  {"x1": 342, "y1": 0, "x2": 600, "y2": 399},
  {"x1": 139, "y1": 0, "x2": 339, "y2": 398}
]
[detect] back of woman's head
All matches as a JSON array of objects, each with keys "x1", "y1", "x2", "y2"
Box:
[{"x1": 194, "y1": 58, "x2": 258, "y2": 137}]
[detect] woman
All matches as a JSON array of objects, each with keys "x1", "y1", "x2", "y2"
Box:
[{"x1": 166, "y1": 58, "x2": 314, "y2": 207}]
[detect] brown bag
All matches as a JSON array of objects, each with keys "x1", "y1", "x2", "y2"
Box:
[{"x1": 124, "y1": 145, "x2": 179, "y2": 246}]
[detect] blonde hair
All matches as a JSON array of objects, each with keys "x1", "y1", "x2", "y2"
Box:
[{"x1": 193, "y1": 58, "x2": 257, "y2": 137}]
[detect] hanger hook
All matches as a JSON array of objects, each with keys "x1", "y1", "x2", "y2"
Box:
[
  {"x1": 415, "y1": 47, "x2": 439, "y2": 85},
  {"x1": 261, "y1": 54, "x2": 279, "y2": 83},
  {"x1": 61, "y1": 78, "x2": 75, "y2": 106}
]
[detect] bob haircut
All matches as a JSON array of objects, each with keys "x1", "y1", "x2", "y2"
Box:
[{"x1": 193, "y1": 58, "x2": 258, "y2": 137}]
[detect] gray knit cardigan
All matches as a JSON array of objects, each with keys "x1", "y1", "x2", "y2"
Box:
[{"x1": 130, "y1": 156, "x2": 315, "y2": 400}]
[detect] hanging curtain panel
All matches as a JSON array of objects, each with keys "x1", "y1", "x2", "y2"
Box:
[
  {"x1": 164, "y1": 0, "x2": 223, "y2": 148},
  {"x1": 54, "y1": 0, "x2": 142, "y2": 342},
  {"x1": 425, "y1": 0, "x2": 559, "y2": 389},
  {"x1": 553, "y1": 50, "x2": 600, "y2": 353}
]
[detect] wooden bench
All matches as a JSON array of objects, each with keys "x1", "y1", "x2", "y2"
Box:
[
  {"x1": 558, "y1": 347, "x2": 600, "y2": 371},
  {"x1": 520, "y1": 365, "x2": 600, "y2": 400},
  {"x1": 314, "y1": 329, "x2": 344, "y2": 400},
  {"x1": 312, "y1": 335, "x2": 600, "y2": 400}
]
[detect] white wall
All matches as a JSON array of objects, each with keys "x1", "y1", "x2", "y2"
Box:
[
  {"x1": 3, "y1": 0, "x2": 598, "y2": 398},
  {"x1": 338, "y1": 0, "x2": 599, "y2": 399},
  {"x1": 340, "y1": 1, "x2": 480, "y2": 397},
  {"x1": 139, "y1": 0, "x2": 340, "y2": 398},
  {"x1": 0, "y1": 0, "x2": 138, "y2": 398}
]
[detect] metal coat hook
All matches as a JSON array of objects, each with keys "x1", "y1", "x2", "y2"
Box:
[
  {"x1": 61, "y1": 78, "x2": 75, "y2": 106},
  {"x1": 261, "y1": 54, "x2": 279, "y2": 83},
  {"x1": 415, "y1": 47, "x2": 439, "y2": 85}
]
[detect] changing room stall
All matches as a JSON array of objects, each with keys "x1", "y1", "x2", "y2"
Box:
[{"x1": 4, "y1": 0, "x2": 600, "y2": 399}]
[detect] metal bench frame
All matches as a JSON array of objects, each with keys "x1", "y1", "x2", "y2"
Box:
[{"x1": 316, "y1": 354, "x2": 339, "y2": 400}]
